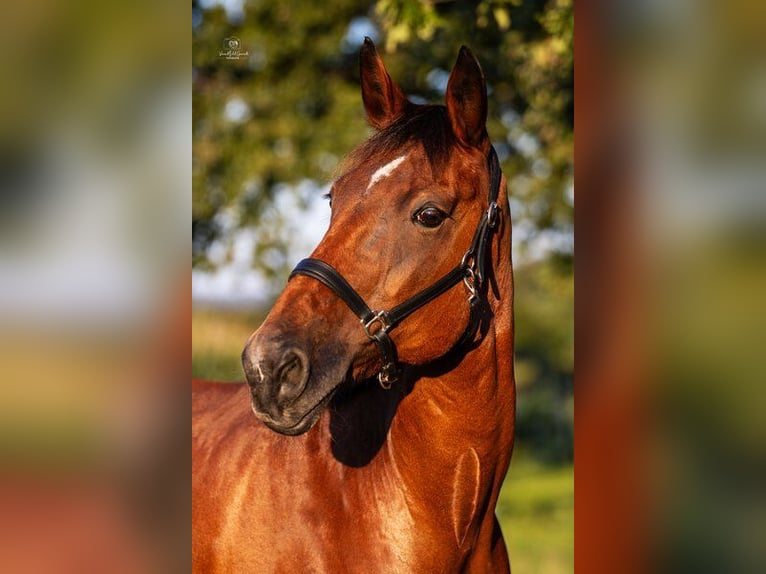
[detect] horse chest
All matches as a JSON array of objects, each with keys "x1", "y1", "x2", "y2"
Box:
[{"x1": 212, "y1": 455, "x2": 477, "y2": 573}]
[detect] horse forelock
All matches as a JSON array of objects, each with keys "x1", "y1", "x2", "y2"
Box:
[{"x1": 335, "y1": 105, "x2": 456, "y2": 184}]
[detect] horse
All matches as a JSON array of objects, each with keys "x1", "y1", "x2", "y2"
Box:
[{"x1": 192, "y1": 38, "x2": 516, "y2": 573}]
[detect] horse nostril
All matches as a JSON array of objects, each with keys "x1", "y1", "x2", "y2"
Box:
[
  {"x1": 242, "y1": 345, "x2": 263, "y2": 389},
  {"x1": 275, "y1": 348, "x2": 310, "y2": 404}
]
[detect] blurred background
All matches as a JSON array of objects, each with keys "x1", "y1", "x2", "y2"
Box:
[
  {"x1": 2, "y1": 0, "x2": 760, "y2": 571},
  {"x1": 0, "y1": 1, "x2": 188, "y2": 572},
  {"x1": 192, "y1": 1, "x2": 574, "y2": 572}
]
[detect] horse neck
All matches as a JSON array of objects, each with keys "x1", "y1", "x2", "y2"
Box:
[
  {"x1": 395, "y1": 305, "x2": 513, "y2": 466},
  {"x1": 389, "y1": 219, "x2": 515, "y2": 493}
]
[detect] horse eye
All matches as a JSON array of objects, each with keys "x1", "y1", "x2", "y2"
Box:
[{"x1": 413, "y1": 206, "x2": 446, "y2": 228}]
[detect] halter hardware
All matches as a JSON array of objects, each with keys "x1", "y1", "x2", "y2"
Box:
[
  {"x1": 487, "y1": 201, "x2": 499, "y2": 228},
  {"x1": 289, "y1": 146, "x2": 502, "y2": 388},
  {"x1": 362, "y1": 310, "x2": 391, "y2": 338},
  {"x1": 377, "y1": 362, "x2": 399, "y2": 390},
  {"x1": 463, "y1": 266, "x2": 478, "y2": 302}
]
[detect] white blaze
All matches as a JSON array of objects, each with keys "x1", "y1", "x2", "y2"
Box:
[{"x1": 366, "y1": 155, "x2": 407, "y2": 191}]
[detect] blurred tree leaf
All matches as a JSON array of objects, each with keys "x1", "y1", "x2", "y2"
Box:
[{"x1": 513, "y1": 254, "x2": 574, "y2": 463}]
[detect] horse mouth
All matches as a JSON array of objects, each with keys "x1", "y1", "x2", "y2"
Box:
[{"x1": 251, "y1": 384, "x2": 339, "y2": 436}]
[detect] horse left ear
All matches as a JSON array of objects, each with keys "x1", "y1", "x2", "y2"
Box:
[
  {"x1": 360, "y1": 37, "x2": 411, "y2": 130},
  {"x1": 446, "y1": 46, "x2": 488, "y2": 149}
]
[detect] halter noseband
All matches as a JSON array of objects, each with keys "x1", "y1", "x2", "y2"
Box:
[{"x1": 289, "y1": 146, "x2": 502, "y2": 389}]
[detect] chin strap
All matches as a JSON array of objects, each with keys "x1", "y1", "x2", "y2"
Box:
[{"x1": 289, "y1": 146, "x2": 502, "y2": 389}]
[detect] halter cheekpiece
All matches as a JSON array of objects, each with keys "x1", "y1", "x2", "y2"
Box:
[{"x1": 289, "y1": 146, "x2": 502, "y2": 389}]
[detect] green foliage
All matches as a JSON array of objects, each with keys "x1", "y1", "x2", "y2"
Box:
[
  {"x1": 193, "y1": 0, "x2": 374, "y2": 268},
  {"x1": 374, "y1": 0, "x2": 446, "y2": 51},
  {"x1": 514, "y1": 254, "x2": 574, "y2": 464}
]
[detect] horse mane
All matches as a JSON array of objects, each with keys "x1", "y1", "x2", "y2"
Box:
[{"x1": 337, "y1": 105, "x2": 456, "y2": 180}]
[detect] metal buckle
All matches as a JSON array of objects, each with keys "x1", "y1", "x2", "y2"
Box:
[
  {"x1": 486, "y1": 201, "x2": 499, "y2": 228},
  {"x1": 362, "y1": 310, "x2": 391, "y2": 339}
]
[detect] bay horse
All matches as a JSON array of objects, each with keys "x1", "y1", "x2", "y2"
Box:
[{"x1": 192, "y1": 38, "x2": 515, "y2": 573}]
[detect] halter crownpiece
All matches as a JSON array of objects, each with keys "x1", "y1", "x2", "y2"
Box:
[{"x1": 289, "y1": 146, "x2": 502, "y2": 389}]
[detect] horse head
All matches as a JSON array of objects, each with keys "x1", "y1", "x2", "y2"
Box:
[{"x1": 242, "y1": 39, "x2": 503, "y2": 436}]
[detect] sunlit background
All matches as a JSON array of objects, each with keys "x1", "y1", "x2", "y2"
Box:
[{"x1": 192, "y1": 1, "x2": 573, "y2": 572}]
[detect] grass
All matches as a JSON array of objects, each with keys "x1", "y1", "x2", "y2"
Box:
[
  {"x1": 192, "y1": 308, "x2": 266, "y2": 381},
  {"x1": 498, "y1": 450, "x2": 574, "y2": 573},
  {"x1": 193, "y1": 308, "x2": 573, "y2": 573}
]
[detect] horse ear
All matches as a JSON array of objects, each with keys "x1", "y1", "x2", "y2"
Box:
[
  {"x1": 359, "y1": 37, "x2": 410, "y2": 130},
  {"x1": 446, "y1": 46, "x2": 488, "y2": 149}
]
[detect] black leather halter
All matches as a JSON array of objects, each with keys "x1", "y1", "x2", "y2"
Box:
[{"x1": 289, "y1": 146, "x2": 502, "y2": 389}]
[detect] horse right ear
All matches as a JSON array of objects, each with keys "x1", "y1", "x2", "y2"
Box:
[
  {"x1": 359, "y1": 37, "x2": 410, "y2": 130},
  {"x1": 446, "y1": 46, "x2": 488, "y2": 149}
]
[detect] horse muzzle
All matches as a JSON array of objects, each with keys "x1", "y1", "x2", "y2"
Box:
[{"x1": 242, "y1": 331, "x2": 346, "y2": 435}]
